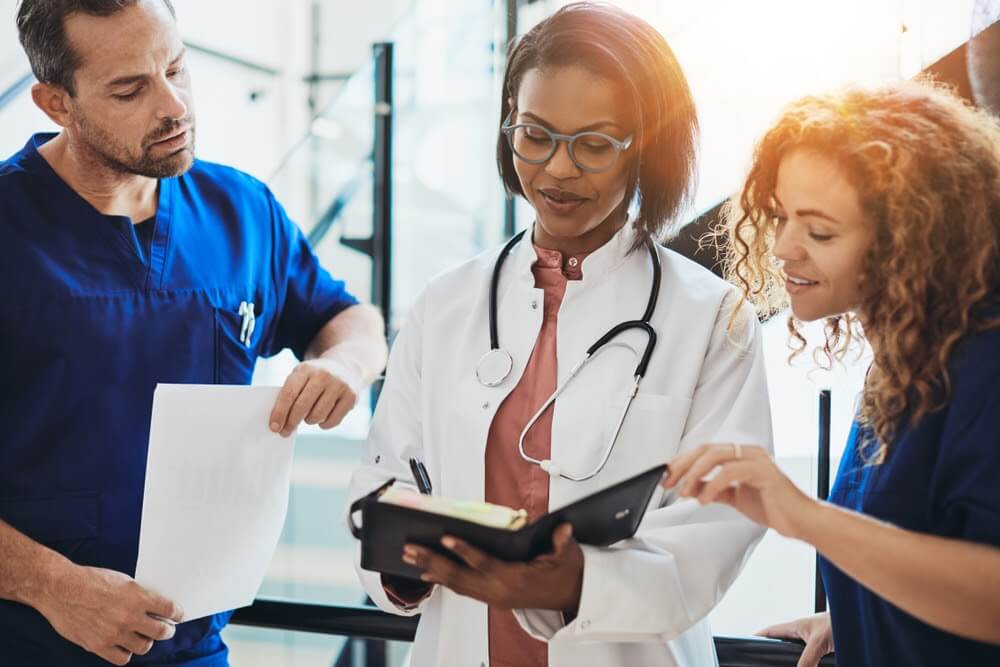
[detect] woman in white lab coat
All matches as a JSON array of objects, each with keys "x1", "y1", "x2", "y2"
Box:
[{"x1": 348, "y1": 3, "x2": 773, "y2": 666}]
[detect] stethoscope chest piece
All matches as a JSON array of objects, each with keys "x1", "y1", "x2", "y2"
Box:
[{"x1": 476, "y1": 348, "x2": 514, "y2": 387}]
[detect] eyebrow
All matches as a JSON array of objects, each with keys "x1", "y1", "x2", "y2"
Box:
[
  {"x1": 518, "y1": 111, "x2": 622, "y2": 134},
  {"x1": 106, "y1": 48, "x2": 186, "y2": 88},
  {"x1": 773, "y1": 195, "x2": 841, "y2": 225}
]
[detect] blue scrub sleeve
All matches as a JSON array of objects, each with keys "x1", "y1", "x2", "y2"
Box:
[
  {"x1": 930, "y1": 333, "x2": 1000, "y2": 547},
  {"x1": 264, "y1": 191, "x2": 359, "y2": 360}
]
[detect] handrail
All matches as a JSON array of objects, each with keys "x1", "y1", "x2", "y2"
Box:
[
  {"x1": 230, "y1": 598, "x2": 835, "y2": 666},
  {"x1": 306, "y1": 159, "x2": 370, "y2": 247},
  {"x1": 0, "y1": 72, "x2": 34, "y2": 113},
  {"x1": 183, "y1": 41, "x2": 281, "y2": 77},
  {"x1": 231, "y1": 600, "x2": 417, "y2": 642}
]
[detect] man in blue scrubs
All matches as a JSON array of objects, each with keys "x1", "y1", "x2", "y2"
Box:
[{"x1": 0, "y1": 1, "x2": 388, "y2": 665}]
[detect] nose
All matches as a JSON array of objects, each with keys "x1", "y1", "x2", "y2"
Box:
[
  {"x1": 544, "y1": 139, "x2": 581, "y2": 179},
  {"x1": 772, "y1": 219, "x2": 808, "y2": 263},
  {"x1": 156, "y1": 79, "x2": 189, "y2": 122}
]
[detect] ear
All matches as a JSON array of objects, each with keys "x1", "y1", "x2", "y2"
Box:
[{"x1": 31, "y1": 82, "x2": 74, "y2": 128}]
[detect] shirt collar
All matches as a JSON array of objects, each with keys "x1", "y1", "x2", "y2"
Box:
[{"x1": 513, "y1": 220, "x2": 637, "y2": 285}]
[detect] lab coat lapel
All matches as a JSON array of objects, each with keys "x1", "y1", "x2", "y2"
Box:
[{"x1": 442, "y1": 235, "x2": 543, "y2": 502}]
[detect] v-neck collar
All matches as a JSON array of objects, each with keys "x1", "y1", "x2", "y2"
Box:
[{"x1": 23, "y1": 133, "x2": 175, "y2": 289}]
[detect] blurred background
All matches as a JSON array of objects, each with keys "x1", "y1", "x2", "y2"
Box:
[{"x1": 2, "y1": 1, "x2": 996, "y2": 664}]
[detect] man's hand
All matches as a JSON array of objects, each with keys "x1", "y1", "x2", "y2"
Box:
[
  {"x1": 269, "y1": 356, "x2": 362, "y2": 437},
  {"x1": 403, "y1": 523, "x2": 584, "y2": 613},
  {"x1": 34, "y1": 564, "x2": 182, "y2": 666}
]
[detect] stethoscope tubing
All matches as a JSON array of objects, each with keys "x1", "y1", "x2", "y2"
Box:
[{"x1": 483, "y1": 227, "x2": 662, "y2": 481}]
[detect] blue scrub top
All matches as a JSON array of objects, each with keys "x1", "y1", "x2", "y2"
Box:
[
  {"x1": 820, "y1": 325, "x2": 1000, "y2": 666},
  {"x1": 0, "y1": 134, "x2": 359, "y2": 665}
]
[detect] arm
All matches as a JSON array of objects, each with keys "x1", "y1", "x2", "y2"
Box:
[
  {"x1": 802, "y1": 501, "x2": 1000, "y2": 643},
  {"x1": 305, "y1": 303, "x2": 387, "y2": 372},
  {"x1": 346, "y1": 294, "x2": 434, "y2": 615},
  {"x1": 513, "y1": 297, "x2": 774, "y2": 642},
  {"x1": 667, "y1": 336, "x2": 1000, "y2": 646},
  {"x1": 270, "y1": 304, "x2": 386, "y2": 438},
  {"x1": 0, "y1": 520, "x2": 181, "y2": 665},
  {"x1": 262, "y1": 188, "x2": 387, "y2": 436},
  {"x1": 666, "y1": 452, "x2": 1000, "y2": 645},
  {"x1": 0, "y1": 519, "x2": 65, "y2": 611},
  {"x1": 269, "y1": 303, "x2": 388, "y2": 437}
]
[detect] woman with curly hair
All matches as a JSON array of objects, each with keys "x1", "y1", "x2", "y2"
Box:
[{"x1": 663, "y1": 79, "x2": 1000, "y2": 667}]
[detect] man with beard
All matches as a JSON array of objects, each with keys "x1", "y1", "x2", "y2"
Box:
[{"x1": 0, "y1": 1, "x2": 388, "y2": 665}]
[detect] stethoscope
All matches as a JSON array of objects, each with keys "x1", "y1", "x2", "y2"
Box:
[{"x1": 475, "y1": 228, "x2": 661, "y2": 481}]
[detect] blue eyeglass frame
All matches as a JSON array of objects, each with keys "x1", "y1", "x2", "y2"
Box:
[{"x1": 500, "y1": 109, "x2": 634, "y2": 174}]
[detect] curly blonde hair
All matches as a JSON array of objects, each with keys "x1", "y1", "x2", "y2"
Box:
[{"x1": 717, "y1": 79, "x2": 1000, "y2": 461}]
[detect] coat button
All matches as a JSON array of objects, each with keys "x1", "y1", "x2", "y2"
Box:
[
  {"x1": 375, "y1": 455, "x2": 381, "y2": 463},
  {"x1": 580, "y1": 619, "x2": 591, "y2": 630},
  {"x1": 530, "y1": 300, "x2": 538, "y2": 309},
  {"x1": 481, "y1": 401, "x2": 490, "y2": 410}
]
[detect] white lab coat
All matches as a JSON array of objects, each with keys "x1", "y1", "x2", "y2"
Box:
[{"x1": 347, "y1": 224, "x2": 773, "y2": 667}]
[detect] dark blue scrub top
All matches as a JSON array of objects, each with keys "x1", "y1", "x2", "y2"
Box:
[
  {"x1": 820, "y1": 325, "x2": 1000, "y2": 666},
  {"x1": 0, "y1": 134, "x2": 359, "y2": 665}
]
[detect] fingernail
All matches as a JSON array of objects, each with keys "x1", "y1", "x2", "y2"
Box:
[
  {"x1": 403, "y1": 546, "x2": 418, "y2": 558},
  {"x1": 441, "y1": 537, "x2": 456, "y2": 549},
  {"x1": 402, "y1": 553, "x2": 416, "y2": 565},
  {"x1": 420, "y1": 573, "x2": 433, "y2": 582},
  {"x1": 270, "y1": 422, "x2": 280, "y2": 432}
]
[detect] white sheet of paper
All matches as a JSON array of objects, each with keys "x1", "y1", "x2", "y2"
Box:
[{"x1": 135, "y1": 384, "x2": 295, "y2": 622}]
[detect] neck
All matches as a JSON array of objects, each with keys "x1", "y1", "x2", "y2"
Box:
[
  {"x1": 532, "y1": 208, "x2": 628, "y2": 257},
  {"x1": 38, "y1": 132, "x2": 158, "y2": 221}
]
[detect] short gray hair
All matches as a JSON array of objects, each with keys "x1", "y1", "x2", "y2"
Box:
[{"x1": 16, "y1": 0, "x2": 177, "y2": 95}]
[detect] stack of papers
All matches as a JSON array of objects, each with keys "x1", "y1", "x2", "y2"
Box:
[
  {"x1": 379, "y1": 486, "x2": 528, "y2": 530},
  {"x1": 134, "y1": 384, "x2": 295, "y2": 622}
]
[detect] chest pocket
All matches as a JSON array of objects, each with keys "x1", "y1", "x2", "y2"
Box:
[
  {"x1": 2, "y1": 293, "x2": 219, "y2": 388},
  {"x1": 214, "y1": 299, "x2": 265, "y2": 385},
  {"x1": 832, "y1": 458, "x2": 930, "y2": 531},
  {"x1": 592, "y1": 392, "x2": 692, "y2": 485}
]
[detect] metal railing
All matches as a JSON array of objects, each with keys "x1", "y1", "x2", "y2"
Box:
[
  {"x1": 230, "y1": 599, "x2": 835, "y2": 666},
  {"x1": 0, "y1": 71, "x2": 33, "y2": 112}
]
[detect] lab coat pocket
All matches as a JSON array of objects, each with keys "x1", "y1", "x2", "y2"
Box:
[
  {"x1": 214, "y1": 305, "x2": 261, "y2": 384},
  {"x1": 0, "y1": 495, "x2": 98, "y2": 560}
]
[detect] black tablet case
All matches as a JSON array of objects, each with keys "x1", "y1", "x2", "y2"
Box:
[{"x1": 349, "y1": 464, "x2": 667, "y2": 580}]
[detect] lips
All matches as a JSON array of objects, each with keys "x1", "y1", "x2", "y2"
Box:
[
  {"x1": 538, "y1": 187, "x2": 588, "y2": 216},
  {"x1": 784, "y1": 272, "x2": 819, "y2": 295},
  {"x1": 149, "y1": 127, "x2": 191, "y2": 149},
  {"x1": 539, "y1": 187, "x2": 585, "y2": 202}
]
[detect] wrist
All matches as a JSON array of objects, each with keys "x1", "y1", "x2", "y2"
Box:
[
  {"x1": 318, "y1": 347, "x2": 368, "y2": 390},
  {"x1": 19, "y1": 549, "x2": 73, "y2": 610},
  {"x1": 558, "y1": 557, "x2": 584, "y2": 614},
  {"x1": 788, "y1": 497, "x2": 830, "y2": 543}
]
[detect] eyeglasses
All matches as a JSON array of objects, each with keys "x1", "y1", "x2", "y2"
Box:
[{"x1": 500, "y1": 110, "x2": 633, "y2": 174}]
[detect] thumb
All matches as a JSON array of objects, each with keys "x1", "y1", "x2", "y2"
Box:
[
  {"x1": 552, "y1": 523, "x2": 574, "y2": 553},
  {"x1": 144, "y1": 588, "x2": 184, "y2": 623},
  {"x1": 797, "y1": 640, "x2": 826, "y2": 667}
]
